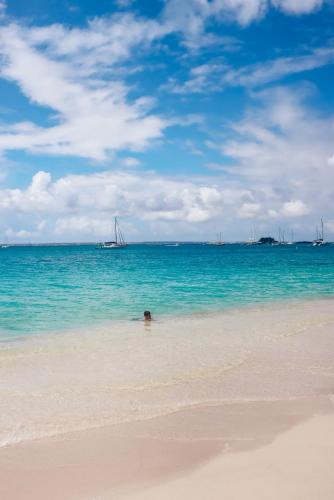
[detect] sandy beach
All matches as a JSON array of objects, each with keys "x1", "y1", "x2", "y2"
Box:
[
  {"x1": 1, "y1": 0, "x2": 334, "y2": 496},
  {"x1": 1, "y1": 396, "x2": 333, "y2": 499},
  {"x1": 1, "y1": 298, "x2": 334, "y2": 499}
]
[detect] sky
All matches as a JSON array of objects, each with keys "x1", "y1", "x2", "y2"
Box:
[{"x1": 0, "y1": 0, "x2": 334, "y2": 242}]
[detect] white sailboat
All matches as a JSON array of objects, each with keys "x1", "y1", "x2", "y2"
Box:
[
  {"x1": 246, "y1": 226, "x2": 257, "y2": 245},
  {"x1": 313, "y1": 218, "x2": 325, "y2": 246},
  {"x1": 100, "y1": 217, "x2": 127, "y2": 249},
  {"x1": 286, "y1": 230, "x2": 294, "y2": 245},
  {"x1": 208, "y1": 232, "x2": 224, "y2": 246}
]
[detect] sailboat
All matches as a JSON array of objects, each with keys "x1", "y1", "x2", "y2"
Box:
[
  {"x1": 100, "y1": 217, "x2": 127, "y2": 249},
  {"x1": 313, "y1": 218, "x2": 325, "y2": 246},
  {"x1": 245, "y1": 226, "x2": 257, "y2": 245},
  {"x1": 1, "y1": 237, "x2": 10, "y2": 249},
  {"x1": 286, "y1": 230, "x2": 294, "y2": 245},
  {"x1": 210, "y1": 232, "x2": 225, "y2": 246}
]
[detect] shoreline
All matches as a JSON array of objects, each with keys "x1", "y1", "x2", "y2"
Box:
[
  {"x1": 1, "y1": 296, "x2": 334, "y2": 448},
  {"x1": 1, "y1": 296, "x2": 334, "y2": 498},
  {"x1": 2, "y1": 291, "x2": 334, "y2": 344}
]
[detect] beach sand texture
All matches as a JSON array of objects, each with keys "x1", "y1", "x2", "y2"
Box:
[{"x1": 1, "y1": 298, "x2": 334, "y2": 499}]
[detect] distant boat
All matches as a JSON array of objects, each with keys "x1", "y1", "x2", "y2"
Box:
[
  {"x1": 245, "y1": 226, "x2": 257, "y2": 245},
  {"x1": 99, "y1": 217, "x2": 127, "y2": 249},
  {"x1": 286, "y1": 230, "x2": 294, "y2": 245},
  {"x1": 209, "y1": 232, "x2": 225, "y2": 246},
  {"x1": 277, "y1": 227, "x2": 287, "y2": 245},
  {"x1": 313, "y1": 218, "x2": 325, "y2": 246}
]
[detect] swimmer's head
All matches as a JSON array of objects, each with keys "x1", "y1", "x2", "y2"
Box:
[{"x1": 144, "y1": 310, "x2": 152, "y2": 321}]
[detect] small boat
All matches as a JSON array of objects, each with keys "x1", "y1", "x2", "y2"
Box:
[
  {"x1": 209, "y1": 232, "x2": 225, "y2": 246},
  {"x1": 313, "y1": 218, "x2": 325, "y2": 246},
  {"x1": 100, "y1": 217, "x2": 127, "y2": 249},
  {"x1": 286, "y1": 230, "x2": 294, "y2": 245},
  {"x1": 277, "y1": 227, "x2": 286, "y2": 245},
  {"x1": 245, "y1": 226, "x2": 257, "y2": 245}
]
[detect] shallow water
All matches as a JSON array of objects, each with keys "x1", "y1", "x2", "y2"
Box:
[
  {"x1": 0, "y1": 243, "x2": 334, "y2": 337},
  {"x1": 1, "y1": 298, "x2": 334, "y2": 447},
  {"x1": 1, "y1": 244, "x2": 334, "y2": 446}
]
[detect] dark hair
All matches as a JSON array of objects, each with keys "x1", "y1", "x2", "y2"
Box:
[{"x1": 144, "y1": 310, "x2": 151, "y2": 317}]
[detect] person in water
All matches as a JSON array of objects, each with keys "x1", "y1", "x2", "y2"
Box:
[{"x1": 143, "y1": 310, "x2": 152, "y2": 321}]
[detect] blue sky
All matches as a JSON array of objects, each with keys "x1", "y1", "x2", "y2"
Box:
[{"x1": 0, "y1": 0, "x2": 334, "y2": 242}]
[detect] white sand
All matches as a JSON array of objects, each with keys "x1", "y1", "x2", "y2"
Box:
[
  {"x1": 0, "y1": 397, "x2": 333, "y2": 500},
  {"x1": 123, "y1": 413, "x2": 334, "y2": 500}
]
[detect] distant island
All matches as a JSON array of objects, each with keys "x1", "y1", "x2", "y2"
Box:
[{"x1": 257, "y1": 237, "x2": 278, "y2": 245}]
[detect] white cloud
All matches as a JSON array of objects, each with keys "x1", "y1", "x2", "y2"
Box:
[
  {"x1": 0, "y1": 21, "x2": 167, "y2": 160},
  {"x1": 272, "y1": 0, "x2": 324, "y2": 14},
  {"x1": 164, "y1": 44, "x2": 334, "y2": 95},
  {"x1": 238, "y1": 202, "x2": 262, "y2": 218},
  {"x1": 162, "y1": 0, "x2": 326, "y2": 49},
  {"x1": 115, "y1": 0, "x2": 135, "y2": 8},
  {"x1": 0, "y1": 4, "x2": 333, "y2": 241},
  {"x1": 0, "y1": 1, "x2": 6, "y2": 17},
  {"x1": 0, "y1": 170, "x2": 226, "y2": 234},
  {"x1": 1, "y1": 167, "x2": 284, "y2": 241},
  {"x1": 1, "y1": 96, "x2": 333, "y2": 242},
  {"x1": 224, "y1": 45, "x2": 334, "y2": 87},
  {"x1": 54, "y1": 216, "x2": 111, "y2": 236},
  {"x1": 162, "y1": 0, "x2": 267, "y2": 49},
  {"x1": 27, "y1": 13, "x2": 165, "y2": 72},
  {"x1": 281, "y1": 200, "x2": 310, "y2": 217},
  {"x1": 214, "y1": 85, "x2": 334, "y2": 228},
  {"x1": 120, "y1": 157, "x2": 141, "y2": 167},
  {"x1": 0, "y1": 3, "x2": 331, "y2": 162}
]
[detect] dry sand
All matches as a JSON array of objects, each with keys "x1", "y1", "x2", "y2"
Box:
[
  {"x1": 0, "y1": 395, "x2": 333, "y2": 500},
  {"x1": 124, "y1": 412, "x2": 334, "y2": 500}
]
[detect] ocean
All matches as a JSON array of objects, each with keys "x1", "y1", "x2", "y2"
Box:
[
  {"x1": 0, "y1": 243, "x2": 333, "y2": 338},
  {"x1": 1, "y1": 243, "x2": 334, "y2": 446}
]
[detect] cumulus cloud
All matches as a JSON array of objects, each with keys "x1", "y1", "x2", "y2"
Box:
[
  {"x1": 1, "y1": 165, "x2": 296, "y2": 241},
  {"x1": 213, "y1": 85, "x2": 334, "y2": 229},
  {"x1": 0, "y1": 3, "x2": 333, "y2": 241},
  {"x1": 0, "y1": 170, "x2": 228, "y2": 239},
  {"x1": 281, "y1": 200, "x2": 310, "y2": 217}
]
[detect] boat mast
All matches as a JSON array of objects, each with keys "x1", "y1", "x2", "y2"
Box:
[
  {"x1": 321, "y1": 218, "x2": 324, "y2": 241},
  {"x1": 114, "y1": 217, "x2": 118, "y2": 244}
]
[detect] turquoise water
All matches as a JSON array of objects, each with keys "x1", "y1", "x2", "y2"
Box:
[{"x1": 0, "y1": 243, "x2": 334, "y2": 338}]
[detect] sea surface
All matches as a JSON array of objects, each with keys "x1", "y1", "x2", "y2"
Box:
[
  {"x1": 1, "y1": 243, "x2": 334, "y2": 446},
  {"x1": 0, "y1": 243, "x2": 334, "y2": 338}
]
